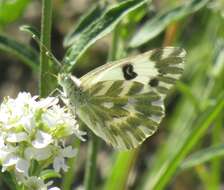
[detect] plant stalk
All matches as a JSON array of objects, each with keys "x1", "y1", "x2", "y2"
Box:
[
  {"x1": 108, "y1": 25, "x2": 120, "y2": 61},
  {"x1": 40, "y1": 0, "x2": 53, "y2": 97},
  {"x1": 84, "y1": 133, "x2": 99, "y2": 190},
  {"x1": 61, "y1": 139, "x2": 81, "y2": 190}
]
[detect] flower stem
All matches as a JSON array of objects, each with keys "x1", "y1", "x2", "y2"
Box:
[
  {"x1": 108, "y1": 25, "x2": 120, "y2": 61},
  {"x1": 40, "y1": 0, "x2": 53, "y2": 97},
  {"x1": 61, "y1": 139, "x2": 81, "y2": 190},
  {"x1": 84, "y1": 133, "x2": 99, "y2": 190}
]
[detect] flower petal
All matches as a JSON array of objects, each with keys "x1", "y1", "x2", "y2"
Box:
[
  {"x1": 32, "y1": 130, "x2": 52, "y2": 149},
  {"x1": 24, "y1": 146, "x2": 52, "y2": 161},
  {"x1": 16, "y1": 159, "x2": 30, "y2": 176},
  {"x1": 2, "y1": 154, "x2": 19, "y2": 167},
  {"x1": 53, "y1": 156, "x2": 68, "y2": 173},
  {"x1": 61, "y1": 146, "x2": 77, "y2": 158},
  {"x1": 6, "y1": 132, "x2": 28, "y2": 143}
]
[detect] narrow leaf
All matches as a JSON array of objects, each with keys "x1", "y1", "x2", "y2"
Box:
[
  {"x1": 142, "y1": 92, "x2": 224, "y2": 190},
  {"x1": 63, "y1": 0, "x2": 148, "y2": 72},
  {"x1": 0, "y1": 34, "x2": 39, "y2": 71},
  {"x1": 64, "y1": 2, "x2": 107, "y2": 47},
  {"x1": 129, "y1": 0, "x2": 209, "y2": 47},
  {"x1": 40, "y1": 169, "x2": 61, "y2": 180},
  {"x1": 181, "y1": 144, "x2": 224, "y2": 170},
  {"x1": 103, "y1": 149, "x2": 139, "y2": 190}
]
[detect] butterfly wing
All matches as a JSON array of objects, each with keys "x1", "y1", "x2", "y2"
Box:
[
  {"x1": 80, "y1": 47, "x2": 186, "y2": 94},
  {"x1": 76, "y1": 47, "x2": 186, "y2": 149},
  {"x1": 77, "y1": 80, "x2": 164, "y2": 150}
]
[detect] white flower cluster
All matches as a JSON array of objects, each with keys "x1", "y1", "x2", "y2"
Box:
[{"x1": 0, "y1": 92, "x2": 86, "y2": 190}]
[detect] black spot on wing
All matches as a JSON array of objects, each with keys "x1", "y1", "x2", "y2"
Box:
[
  {"x1": 149, "y1": 78, "x2": 159, "y2": 87},
  {"x1": 122, "y1": 63, "x2": 137, "y2": 80}
]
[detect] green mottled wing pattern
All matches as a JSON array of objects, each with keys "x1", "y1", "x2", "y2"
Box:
[
  {"x1": 75, "y1": 47, "x2": 186, "y2": 150},
  {"x1": 77, "y1": 80, "x2": 163, "y2": 149}
]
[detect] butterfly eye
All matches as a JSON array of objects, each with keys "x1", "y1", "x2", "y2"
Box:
[{"x1": 62, "y1": 75, "x2": 69, "y2": 81}]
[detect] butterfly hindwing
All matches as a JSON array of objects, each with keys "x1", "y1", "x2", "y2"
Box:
[{"x1": 76, "y1": 80, "x2": 164, "y2": 149}]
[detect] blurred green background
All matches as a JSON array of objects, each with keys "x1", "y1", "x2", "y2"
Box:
[{"x1": 0, "y1": 0, "x2": 224, "y2": 190}]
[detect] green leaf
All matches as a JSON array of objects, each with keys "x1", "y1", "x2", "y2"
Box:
[
  {"x1": 0, "y1": 0, "x2": 30, "y2": 26},
  {"x1": 0, "y1": 170, "x2": 20, "y2": 190},
  {"x1": 40, "y1": 169, "x2": 61, "y2": 181},
  {"x1": 20, "y1": 25, "x2": 41, "y2": 40},
  {"x1": 181, "y1": 144, "x2": 224, "y2": 170},
  {"x1": 129, "y1": 0, "x2": 209, "y2": 47},
  {"x1": 63, "y1": 2, "x2": 107, "y2": 47},
  {"x1": 63, "y1": 0, "x2": 148, "y2": 72},
  {"x1": 141, "y1": 92, "x2": 224, "y2": 190},
  {"x1": 103, "y1": 149, "x2": 138, "y2": 190},
  {"x1": 0, "y1": 34, "x2": 39, "y2": 71}
]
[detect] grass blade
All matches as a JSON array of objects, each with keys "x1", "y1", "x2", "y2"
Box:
[
  {"x1": 181, "y1": 144, "x2": 224, "y2": 170},
  {"x1": 142, "y1": 92, "x2": 224, "y2": 190},
  {"x1": 103, "y1": 149, "x2": 139, "y2": 190}
]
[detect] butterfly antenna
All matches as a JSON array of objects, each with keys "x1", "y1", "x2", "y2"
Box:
[
  {"x1": 46, "y1": 71, "x2": 58, "y2": 79},
  {"x1": 31, "y1": 34, "x2": 62, "y2": 67}
]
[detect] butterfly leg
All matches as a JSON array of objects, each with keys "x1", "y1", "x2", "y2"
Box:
[{"x1": 48, "y1": 88, "x2": 65, "y2": 97}]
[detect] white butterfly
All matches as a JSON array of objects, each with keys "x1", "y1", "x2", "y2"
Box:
[{"x1": 58, "y1": 47, "x2": 186, "y2": 150}]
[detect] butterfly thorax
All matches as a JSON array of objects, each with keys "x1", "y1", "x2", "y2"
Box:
[{"x1": 58, "y1": 73, "x2": 88, "y2": 108}]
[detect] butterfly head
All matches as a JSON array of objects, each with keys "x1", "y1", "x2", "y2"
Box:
[
  {"x1": 58, "y1": 73, "x2": 70, "y2": 87},
  {"x1": 58, "y1": 73, "x2": 81, "y2": 94}
]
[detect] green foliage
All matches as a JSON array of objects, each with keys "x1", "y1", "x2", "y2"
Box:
[
  {"x1": 20, "y1": 25, "x2": 41, "y2": 39},
  {"x1": 63, "y1": 0, "x2": 148, "y2": 72},
  {"x1": 129, "y1": 0, "x2": 209, "y2": 47},
  {"x1": 0, "y1": 34, "x2": 39, "y2": 71},
  {"x1": 40, "y1": 170, "x2": 61, "y2": 180},
  {"x1": 181, "y1": 144, "x2": 224, "y2": 170},
  {"x1": 104, "y1": 149, "x2": 138, "y2": 190},
  {"x1": 142, "y1": 93, "x2": 224, "y2": 190},
  {"x1": 0, "y1": 171, "x2": 20, "y2": 190},
  {"x1": 63, "y1": 2, "x2": 108, "y2": 47},
  {"x1": 0, "y1": 0, "x2": 30, "y2": 26}
]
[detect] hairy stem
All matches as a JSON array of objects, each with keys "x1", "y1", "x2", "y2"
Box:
[{"x1": 40, "y1": 0, "x2": 53, "y2": 97}]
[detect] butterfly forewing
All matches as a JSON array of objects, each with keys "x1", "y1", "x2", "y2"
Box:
[{"x1": 80, "y1": 47, "x2": 186, "y2": 95}]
